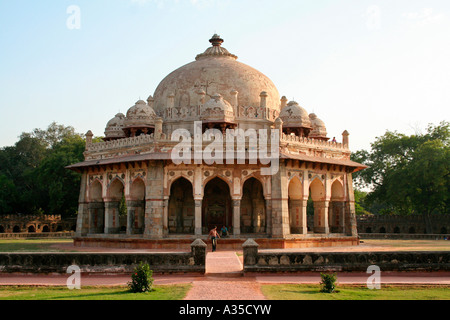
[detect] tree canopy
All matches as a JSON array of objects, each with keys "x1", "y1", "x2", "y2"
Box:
[
  {"x1": 351, "y1": 121, "x2": 449, "y2": 220},
  {"x1": 0, "y1": 122, "x2": 85, "y2": 217}
]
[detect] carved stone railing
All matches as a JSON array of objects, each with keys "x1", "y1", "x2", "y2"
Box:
[{"x1": 280, "y1": 133, "x2": 348, "y2": 151}]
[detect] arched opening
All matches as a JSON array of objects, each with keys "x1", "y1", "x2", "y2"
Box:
[
  {"x1": 329, "y1": 180, "x2": 345, "y2": 233},
  {"x1": 241, "y1": 178, "x2": 266, "y2": 234},
  {"x1": 42, "y1": 225, "x2": 50, "y2": 233},
  {"x1": 105, "y1": 179, "x2": 125, "y2": 234},
  {"x1": 202, "y1": 177, "x2": 232, "y2": 235},
  {"x1": 365, "y1": 227, "x2": 372, "y2": 233},
  {"x1": 28, "y1": 225, "x2": 36, "y2": 233},
  {"x1": 379, "y1": 227, "x2": 386, "y2": 233},
  {"x1": 168, "y1": 177, "x2": 195, "y2": 235},
  {"x1": 56, "y1": 225, "x2": 63, "y2": 232},
  {"x1": 13, "y1": 226, "x2": 20, "y2": 233},
  {"x1": 0, "y1": 225, "x2": 4, "y2": 233},
  {"x1": 394, "y1": 226, "x2": 400, "y2": 234},
  {"x1": 89, "y1": 180, "x2": 105, "y2": 234},
  {"x1": 288, "y1": 176, "x2": 305, "y2": 234},
  {"x1": 309, "y1": 178, "x2": 328, "y2": 234},
  {"x1": 127, "y1": 178, "x2": 146, "y2": 235}
]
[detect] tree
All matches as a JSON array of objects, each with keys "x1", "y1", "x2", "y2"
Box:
[
  {"x1": 0, "y1": 123, "x2": 86, "y2": 216},
  {"x1": 351, "y1": 121, "x2": 449, "y2": 220}
]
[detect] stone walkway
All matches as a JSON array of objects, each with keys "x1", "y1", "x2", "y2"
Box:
[{"x1": 184, "y1": 251, "x2": 266, "y2": 300}]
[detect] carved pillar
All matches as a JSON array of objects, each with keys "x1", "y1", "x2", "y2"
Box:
[
  {"x1": 271, "y1": 161, "x2": 290, "y2": 237},
  {"x1": 126, "y1": 200, "x2": 145, "y2": 235},
  {"x1": 144, "y1": 162, "x2": 165, "y2": 239},
  {"x1": 104, "y1": 201, "x2": 120, "y2": 234},
  {"x1": 88, "y1": 202, "x2": 104, "y2": 234},
  {"x1": 194, "y1": 199, "x2": 203, "y2": 236},
  {"x1": 232, "y1": 199, "x2": 241, "y2": 237},
  {"x1": 345, "y1": 173, "x2": 358, "y2": 237},
  {"x1": 290, "y1": 199, "x2": 308, "y2": 234},
  {"x1": 76, "y1": 171, "x2": 89, "y2": 236},
  {"x1": 313, "y1": 200, "x2": 330, "y2": 234}
]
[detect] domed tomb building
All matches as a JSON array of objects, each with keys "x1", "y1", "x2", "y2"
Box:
[{"x1": 68, "y1": 35, "x2": 366, "y2": 249}]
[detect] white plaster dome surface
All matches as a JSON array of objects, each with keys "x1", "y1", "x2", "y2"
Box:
[
  {"x1": 279, "y1": 101, "x2": 312, "y2": 128},
  {"x1": 104, "y1": 113, "x2": 126, "y2": 139},
  {"x1": 124, "y1": 100, "x2": 157, "y2": 128},
  {"x1": 153, "y1": 35, "x2": 280, "y2": 119}
]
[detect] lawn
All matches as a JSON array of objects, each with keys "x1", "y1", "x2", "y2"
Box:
[
  {"x1": 0, "y1": 284, "x2": 192, "y2": 300},
  {"x1": 261, "y1": 284, "x2": 450, "y2": 300},
  {"x1": 0, "y1": 239, "x2": 74, "y2": 252}
]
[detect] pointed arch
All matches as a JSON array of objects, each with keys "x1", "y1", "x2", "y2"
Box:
[
  {"x1": 168, "y1": 177, "x2": 195, "y2": 235},
  {"x1": 203, "y1": 177, "x2": 232, "y2": 235},
  {"x1": 89, "y1": 180, "x2": 103, "y2": 202},
  {"x1": 241, "y1": 177, "x2": 266, "y2": 234},
  {"x1": 108, "y1": 178, "x2": 125, "y2": 201},
  {"x1": 130, "y1": 177, "x2": 146, "y2": 201}
]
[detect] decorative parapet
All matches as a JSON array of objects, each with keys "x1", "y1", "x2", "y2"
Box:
[
  {"x1": 87, "y1": 134, "x2": 156, "y2": 152},
  {"x1": 280, "y1": 133, "x2": 347, "y2": 151}
]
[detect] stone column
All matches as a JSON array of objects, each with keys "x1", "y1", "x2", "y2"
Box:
[
  {"x1": 194, "y1": 199, "x2": 203, "y2": 236},
  {"x1": 104, "y1": 201, "x2": 120, "y2": 234},
  {"x1": 313, "y1": 200, "x2": 330, "y2": 234},
  {"x1": 289, "y1": 199, "x2": 308, "y2": 234},
  {"x1": 144, "y1": 162, "x2": 165, "y2": 239},
  {"x1": 126, "y1": 200, "x2": 145, "y2": 235},
  {"x1": 330, "y1": 201, "x2": 346, "y2": 233},
  {"x1": 345, "y1": 173, "x2": 358, "y2": 237},
  {"x1": 265, "y1": 198, "x2": 272, "y2": 236},
  {"x1": 163, "y1": 198, "x2": 169, "y2": 236},
  {"x1": 76, "y1": 171, "x2": 89, "y2": 237},
  {"x1": 88, "y1": 202, "x2": 104, "y2": 234},
  {"x1": 270, "y1": 161, "x2": 290, "y2": 238},
  {"x1": 232, "y1": 199, "x2": 241, "y2": 237}
]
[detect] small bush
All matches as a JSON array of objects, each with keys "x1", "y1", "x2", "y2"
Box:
[
  {"x1": 320, "y1": 273, "x2": 338, "y2": 293},
  {"x1": 128, "y1": 262, "x2": 154, "y2": 293}
]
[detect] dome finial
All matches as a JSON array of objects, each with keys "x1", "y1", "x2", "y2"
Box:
[{"x1": 210, "y1": 34, "x2": 224, "y2": 47}]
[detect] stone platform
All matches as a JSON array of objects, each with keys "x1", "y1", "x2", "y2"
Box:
[{"x1": 73, "y1": 234, "x2": 360, "y2": 251}]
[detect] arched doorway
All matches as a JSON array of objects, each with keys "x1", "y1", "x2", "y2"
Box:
[
  {"x1": 329, "y1": 180, "x2": 345, "y2": 233},
  {"x1": 310, "y1": 178, "x2": 328, "y2": 234},
  {"x1": 288, "y1": 176, "x2": 305, "y2": 234},
  {"x1": 241, "y1": 178, "x2": 266, "y2": 234},
  {"x1": 168, "y1": 177, "x2": 195, "y2": 235},
  {"x1": 89, "y1": 180, "x2": 105, "y2": 234},
  {"x1": 28, "y1": 225, "x2": 36, "y2": 233},
  {"x1": 0, "y1": 225, "x2": 4, "y2": 233},
  {"x1": 13, "y1": 226, "x2": 20, "y2": 233},
  {"x1": 202, "y1": 177, "x2": 232, "y2": 235},
  {"x1": 105, "y1": 178, "x2": 125, "y2": 234},
  {"x1": 42, "y1": 225, "x2": 50, "y2": 233}
]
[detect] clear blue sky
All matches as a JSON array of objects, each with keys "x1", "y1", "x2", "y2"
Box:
[{"x1": 0, "y1": 0, "x2": 449, "y2": 152}]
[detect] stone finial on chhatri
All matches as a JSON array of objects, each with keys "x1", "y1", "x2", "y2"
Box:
[{"x1": 209, "y1": 34, "x2": 224, "y2": 47}]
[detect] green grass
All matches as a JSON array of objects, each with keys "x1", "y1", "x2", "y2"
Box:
[
  {"x1": 0, "y1": 284, "x2": 192, "y2": 300},
  {"x1": 0, "y1": 239, "x2": 74, "y2": 252},
  {"x1": 261, "y1": 284, "x2": 450, "y2": 300}
]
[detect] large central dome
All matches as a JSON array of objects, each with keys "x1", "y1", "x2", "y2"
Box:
[{"x1": 153, "y1": 34, "x2": 281, "y2": 122}]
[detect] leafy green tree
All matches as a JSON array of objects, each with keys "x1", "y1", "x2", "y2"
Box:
[
  {"x1": 0, "y1": 123, "x2": 86, "y2": 216},
  {"x1": 352, "y1": 121, "x2": 449, "y2": 221}
]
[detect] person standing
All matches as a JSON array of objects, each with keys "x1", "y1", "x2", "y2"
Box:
[{"x1": 208, "y1": 226, "x2": 220, "y2": 252}]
